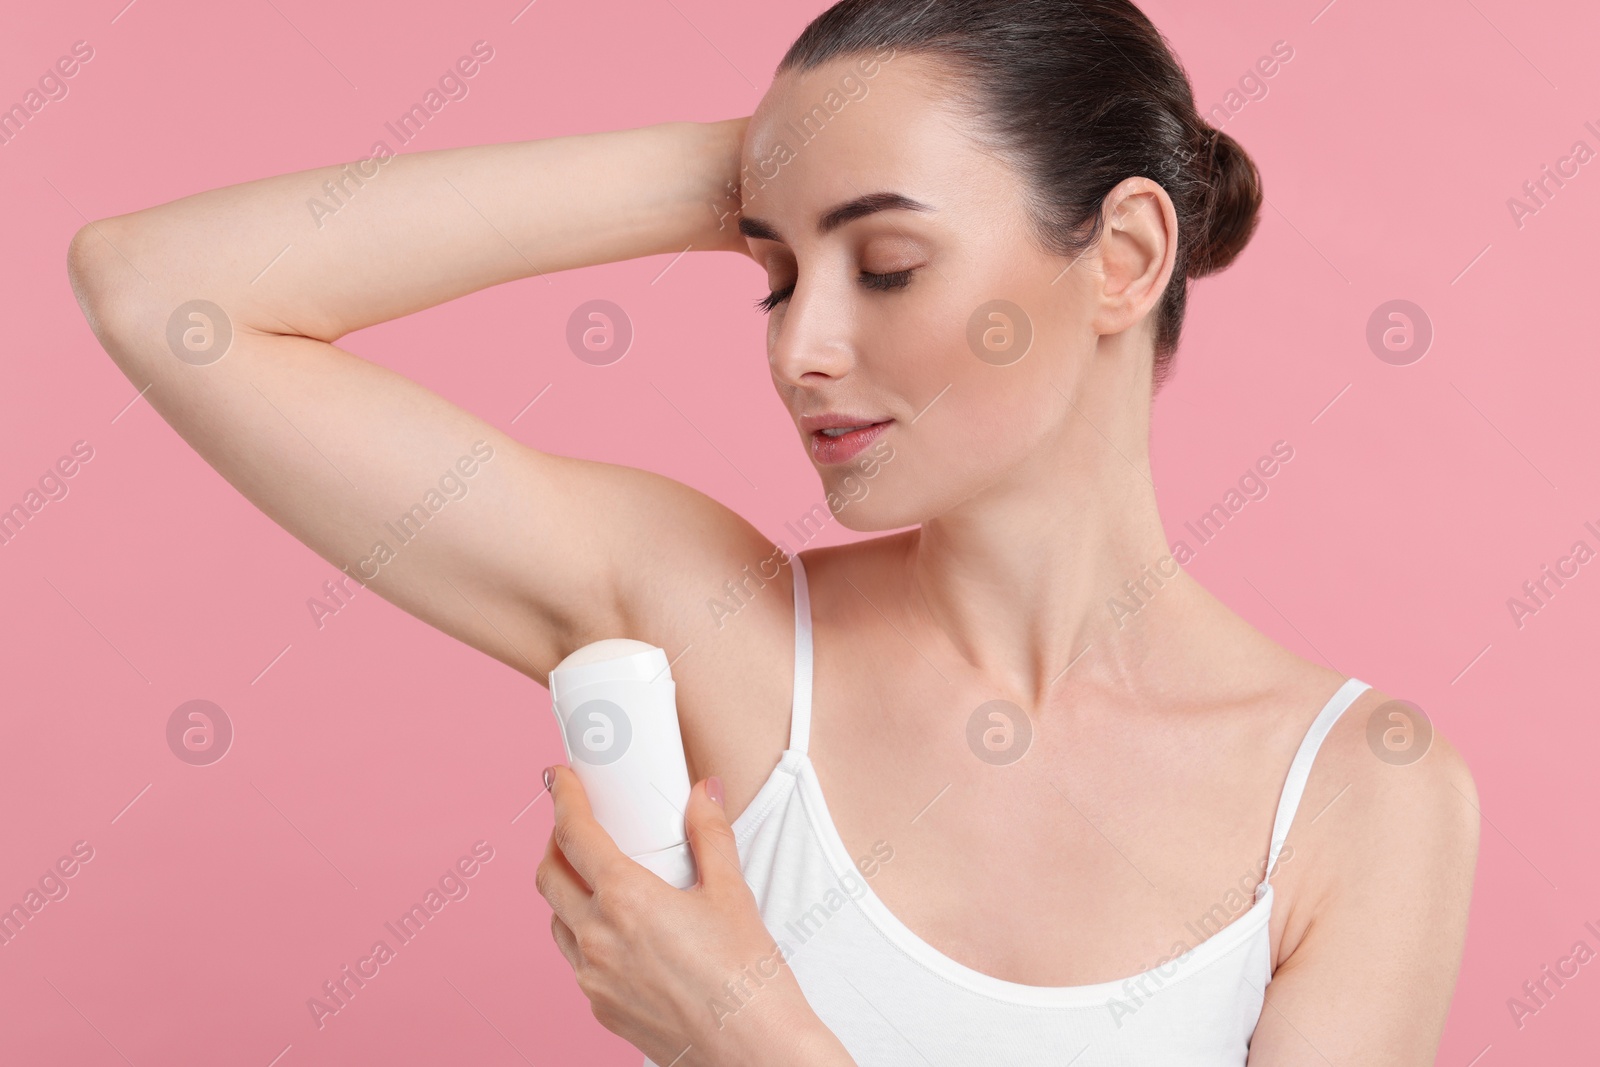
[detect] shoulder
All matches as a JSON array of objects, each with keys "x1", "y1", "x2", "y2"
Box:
[
  {"x1": 788, "y1": 530, "x2": 916, "y2": 614},
  {"x1": 1211, "y1": 609, "x2": 1480, "y2": 846},
  {"x1": 618, "y1": 518, "x2": 909, "y2": 788},
  {"x1": 1273, "y1": 677, "x2": 1480, "y2": 963},
  {"x1": 1240, "y1": 673, "x2": 1480, "y2": 1061},
  {"x1": 1247, "y1": 678, "x2": 1479, "y2": 1060},
  {"x1": 1307, "y1": 681, "x2": 1479, "y2": 852},
  {"x1": 1165, "y1": 590, "x2": 1480, "y2": 922}
]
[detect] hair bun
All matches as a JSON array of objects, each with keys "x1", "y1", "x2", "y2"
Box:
[{"x1": 1188, "y1": 126, "x2": 1263, "y2": 279}]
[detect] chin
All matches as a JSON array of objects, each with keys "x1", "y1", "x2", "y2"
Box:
[
  {"x1": 820, "y1": 483, "x2": 928, "y2": 533},
  {"x1": 816, "y1": 439, "x2": 977, "y2": 533},
  {"x1": 810, "y1": 436, "x2": 904, "y2": 525},
  {"x1": 827, "y1": 500, "x2": 887, "y2": 533}
]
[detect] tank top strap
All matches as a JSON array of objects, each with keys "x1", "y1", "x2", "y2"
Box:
[
  {"x1": 788, "y1": 551, "x2": 815, "y2": 755},
  {"x1": 1258, "y1": 677, "x2": 1371, "y2": 899}
]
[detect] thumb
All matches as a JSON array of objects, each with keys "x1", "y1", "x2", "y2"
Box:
[{"x1": 686, "y1": 776, "x2": 743, "y2": 892}]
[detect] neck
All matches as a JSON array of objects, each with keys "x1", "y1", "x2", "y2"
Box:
[{"x1": 903, "y1": 359, "x2": 1195, "y2": 708}]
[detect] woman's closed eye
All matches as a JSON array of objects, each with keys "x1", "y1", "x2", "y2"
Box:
[{"x1": 754, "y1": 268, "x2": 917, "y2": 314}]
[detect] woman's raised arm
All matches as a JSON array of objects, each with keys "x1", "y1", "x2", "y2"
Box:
[{"x1": 65, "y1": 118, "x2": 772, "y2": 683}]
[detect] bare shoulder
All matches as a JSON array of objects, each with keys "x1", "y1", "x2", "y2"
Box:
[
  {"x1": 659, "y1": 529, "x2": 910, "y2": 811},
  {"x1": 1250, "y1": 674, "x2": 1480, "y2": 1061},
  {"x1": 1273, "y1": 675, "x2": 1479, "y2": 934},
  {"x1": 786, "y1": 529, "x2": 915, "y2": 595},
  {"x1": 1291, "y1": 679, "x2": 1479, "y2": 877}
]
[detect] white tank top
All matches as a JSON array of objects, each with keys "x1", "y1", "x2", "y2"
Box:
[{"x1": 645, "y1": 552, "x2": 1370, "y2": 1066}]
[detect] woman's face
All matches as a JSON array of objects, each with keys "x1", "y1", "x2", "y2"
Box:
[{"x1": 739, "y1": 52, "x2": 1140, "y2": 531}]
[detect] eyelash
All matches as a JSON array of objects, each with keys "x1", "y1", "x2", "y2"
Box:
[{"x1": 754, "y1": 269, "x2": 915, "y2": 314}]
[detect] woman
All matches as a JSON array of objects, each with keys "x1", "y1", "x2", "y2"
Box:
[{"x1": 67, "y1": 0, "x2": 1478, "y2": 1063}]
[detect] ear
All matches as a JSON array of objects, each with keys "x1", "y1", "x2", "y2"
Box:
[{"x1": 1090, "y1": 176, "x2": 1178, "y2": 340}]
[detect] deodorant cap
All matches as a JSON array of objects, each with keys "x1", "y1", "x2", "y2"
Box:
[{"x1": 550, "y1": 639, "x2": 671, "y2": 701}]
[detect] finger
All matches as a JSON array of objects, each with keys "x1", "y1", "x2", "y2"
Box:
[
  {"x1": 549, "y1": 910, "x2": 579, "y2": 971},
  {"x1": 685, "y1": 776, "x2": 744, "y2": 893},
  {"x1": 547, "y1": 764, "x2": 630, "y2": 888},
  {"x1": 536, "y1": 832, "x2": 593, "y2": 932}
]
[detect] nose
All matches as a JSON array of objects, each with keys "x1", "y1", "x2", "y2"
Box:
[{"x1": 767, "y1": 278, "x2": 857, "y2": 388}]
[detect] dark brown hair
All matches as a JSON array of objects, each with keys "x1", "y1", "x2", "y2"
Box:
[{"x1": 778, "y1": 0, "x2": 1263, "y2": 389}]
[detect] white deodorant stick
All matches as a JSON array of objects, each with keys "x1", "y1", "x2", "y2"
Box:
[{"x1": 548, "y1": 639, "x2": 697, "y2": 889}]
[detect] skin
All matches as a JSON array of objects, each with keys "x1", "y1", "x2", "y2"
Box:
[{"x1": 67, "y1": 46, "x2": 1478, "y2": 1067}]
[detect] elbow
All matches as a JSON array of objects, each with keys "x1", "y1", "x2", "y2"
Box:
[
  {"x1": 68, "y1": 219, "x2": 162, "y2": 363},
  {"x1": 67, "y1": 220, "x2": 165, "y2": 384},
  {"x1": 68, "y1": 220, "x2": 290, "y2": 350},
  {"x1": 66, "y1": 222, "x2": 97, "y2": 282},
  {"x1": 67, "y1": 222, "x2": 125, "y2": 345},
  {"x1": 67, "y1": 222, "x2": 112, "y2": 304}
]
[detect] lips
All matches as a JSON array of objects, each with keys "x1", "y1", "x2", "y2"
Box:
[
  {"x1": 803, "y1": 418, "x2": 892, "y2": 465},
  {"x1": 817, "y1": 421, "x2": 879, "y2": 437}
]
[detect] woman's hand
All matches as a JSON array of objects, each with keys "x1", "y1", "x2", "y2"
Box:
[
  {"x1": 537, "y1": 765, "x2": 855, "y2": 1067},
  {"x1": 691, "y1": 116, "x2": 757, "y2": 259}
]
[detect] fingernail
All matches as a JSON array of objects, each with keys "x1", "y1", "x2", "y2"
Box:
[
  {"x1": 543, "y1": 766, "x2": 554, "y2": 792},
  {"x1": 707, "y1": 775, "x2": 724, "y2": 809}
]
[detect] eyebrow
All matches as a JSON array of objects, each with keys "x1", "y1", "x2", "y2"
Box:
[{"x1": 738, "y1": 191, "x2": 935, "y2": 243}]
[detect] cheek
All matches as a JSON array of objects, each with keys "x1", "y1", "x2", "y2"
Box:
[
  {"x1": 953, "y1": 371, "x2": 1057, "y2": 464},
  {"x1": 940, "y1": 311, "x2": 1058, "y2": 441},
  {"x1": 883, "y1": 364, "x2": 1056, "y2": 514},
  {"x1": 874, "y1": 300, "x2": 1052, "y2": 459}
]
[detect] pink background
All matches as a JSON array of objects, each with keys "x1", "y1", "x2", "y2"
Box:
[{"x1": 2, "y1": 0, "x2": 1596, "y2": 1063}]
